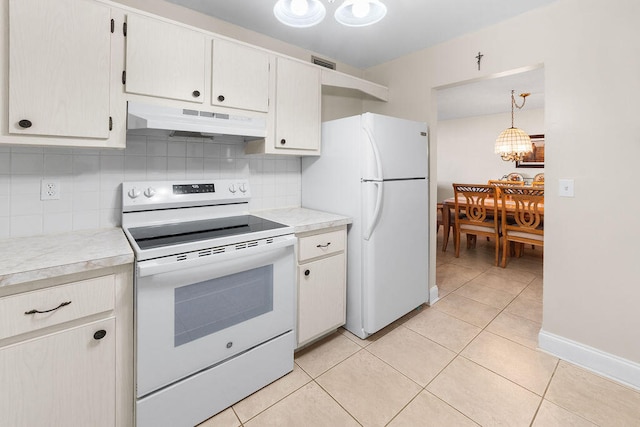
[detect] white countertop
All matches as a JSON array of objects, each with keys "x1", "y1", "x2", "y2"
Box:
[
  {"x1": 254, "y1": 207, "x2": 352, "y2": 234},
  {"x1": 0, "y1": 208, "x2": 347, "y2": 289},
  {"x1": 0, "y1": 228, "x2": 134, "y2": 288}
]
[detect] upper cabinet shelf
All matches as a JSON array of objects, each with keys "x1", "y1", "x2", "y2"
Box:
[{"x1": 320, "y1": 69, "x2": 388, "y2": 102}]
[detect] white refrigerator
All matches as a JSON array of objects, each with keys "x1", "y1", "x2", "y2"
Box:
[{"x1": 302, "y1": 113, "x2": 429, "y2": 339}]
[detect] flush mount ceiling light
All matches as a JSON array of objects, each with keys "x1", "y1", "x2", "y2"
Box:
[
  {"x1": 334, "y1": 0, "x2": 387, "y2": 27},
  {"x1": 495, "y1": 90, "x2": 533, "y2": 162},
  {"x1": 273, "y1": 0, "x2": 326, "y2": 28}
]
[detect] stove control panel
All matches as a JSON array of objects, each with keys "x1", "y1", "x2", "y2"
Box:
[{"x1": 122, "y1": 179, "x2": 251, "y2": 212}]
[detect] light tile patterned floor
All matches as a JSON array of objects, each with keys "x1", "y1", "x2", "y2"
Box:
[{"x1": 200, "y1": 236, "x2": 640, "y2": 426}]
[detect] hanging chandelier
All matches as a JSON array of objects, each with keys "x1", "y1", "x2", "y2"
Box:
[
  {"x1": 273, "y1": 0, "x2": 387, "y2": 28},
  {"x1": 495, "y1": 90, "x2": 532, "y2": 162}
]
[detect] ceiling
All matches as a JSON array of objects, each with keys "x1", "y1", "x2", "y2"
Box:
[
  {"x1": 437, "y1": 67, "x2": 545, "y2": 120},
  {"x1": 163, "y1": 0, "x2": 549, "y2": 119},
  {"x1": 164, "y1": 0, "x2": 557, "y2": 69}
]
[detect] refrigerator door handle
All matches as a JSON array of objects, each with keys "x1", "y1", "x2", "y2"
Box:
[
  {"x1": 364, "y1": 181, "x2": 383, "y2": 241},
  {"x1": 363, "y1": 124, "x2": 383, "y2": 181}
]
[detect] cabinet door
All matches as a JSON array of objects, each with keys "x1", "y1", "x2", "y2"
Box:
[
  {"x1": 125, "y1": 13, "x2": 205, "y2": 103},
  {"x1": 9, "y1": 0, "x2": 111, "y2": 138},
  {"x1": 297, "y1": 255, "x2": 346, "y2": 345},
  {"x1": 211, "y1": 39, "x2": 270, "y2": 112},
  {"x1": 275, "y1": 58, "x2": 321, "y2": 152},
  {"x1": 0, "y1": 318, "x2": 116, "y2": 427}
]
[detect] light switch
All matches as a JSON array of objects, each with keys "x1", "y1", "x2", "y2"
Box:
[{"x1": 559, "y1": 179, "x2": 574, "y2": 197}]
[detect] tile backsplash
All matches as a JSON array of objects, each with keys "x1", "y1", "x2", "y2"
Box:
[{"x1": 0, "y1": 134, "x2": 302, "y2": 238}]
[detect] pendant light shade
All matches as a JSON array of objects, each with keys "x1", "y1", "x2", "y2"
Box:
[
  {"x1": 335, "y1": 0, "x2": 387, "y2": 27},
  {"x1": 495, "y1": 127, "x2": 532, "y2": 162},
  {"x1": 274, "y1": 0, "x2": 326, "y2": 28},
  {"x1": 495, "y1": 90, "x2": 532, "y2": 162}
]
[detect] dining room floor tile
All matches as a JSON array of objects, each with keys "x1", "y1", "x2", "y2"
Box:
[
  {"x1": 403, "y1": 305, "x2": 482, "y2": 352},
  {"x1": 294, "y1": 331, "x2": 361, "y2": 378},
  {"x1": 426, "y1": 357, "x2": 541, "y2": 426},
  {"x1": 316, "y1": 350, "x2": 422, "y2": 426},
  {"x1": 460, "y1": 331, "x2": 559, "y2": 395},
  {"x1": 544, "y1": 361, "x2": 640, "y2": 426},
  {"x1": 197, "y1": 236, "x2": 639, "y2": 427},
  {"x1": 432, "y1": 292, "x2": 501, "y2": 328},
  {"x1": 366, "y1": 325, "x2": 456, "y2": 387}
]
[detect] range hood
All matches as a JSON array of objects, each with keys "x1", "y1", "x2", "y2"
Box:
[{"x1": 127, "y1": 101, "x2": 267, "y2": 141}]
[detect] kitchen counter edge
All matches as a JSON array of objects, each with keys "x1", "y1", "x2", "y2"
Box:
[
  {"x1": 253, "y1": 207, "x2": 352, "y2": 234},
  {"x1": 0, "y1": 228, "x2": 134, "y2": 289}
]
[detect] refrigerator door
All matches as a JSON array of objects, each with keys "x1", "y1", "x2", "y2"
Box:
[
  {"x1": 361, "y1": 178, "x2": 429, "y2": 335},
  {"x1": 362, "y1": 113, "x2": 428, "y2": 180}
]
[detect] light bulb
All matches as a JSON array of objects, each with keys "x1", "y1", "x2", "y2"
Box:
[
  {"x1": 291, "y1": 0, "x2": 309, "y2": 16},
  {"x1": 351, "y1": 0, "x2": 370, "y2": 18}
]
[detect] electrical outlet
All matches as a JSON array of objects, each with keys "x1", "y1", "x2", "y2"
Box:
[{"x1": 41, "y1": 180, "x2": 61, "y2": 200}]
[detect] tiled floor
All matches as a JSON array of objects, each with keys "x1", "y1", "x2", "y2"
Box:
[{"x1": 200, "y1": 236, "x2": 640, "y2": 426}]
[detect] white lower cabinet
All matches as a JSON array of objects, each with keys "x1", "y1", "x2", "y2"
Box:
[
  {"x1": 0, "y1": 268, "x2": 133, "y2": 427},
  {"x1": 296, "y1": 226, "x2": 347, "y2": 348},
  {"x1": 0, "y1": 318, "x2": 116, "y2": 427}
]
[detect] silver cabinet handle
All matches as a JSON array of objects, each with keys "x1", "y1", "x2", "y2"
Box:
[{"x1": 24, "y1": 301, "x2": 71, "y2": 315}]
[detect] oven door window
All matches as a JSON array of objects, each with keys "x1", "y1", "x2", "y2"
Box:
[{"x1": 174, "y1": 265, "x2": 273, "y2": 347}]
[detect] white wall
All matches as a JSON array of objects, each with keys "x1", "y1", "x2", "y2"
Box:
[
  {"x1": 437, "y1": 108, "x2": 544, "y2": 201},
  {"x1": 0, "y1": 136, "x2": 301, "y2": 238},
  {"x1": 364, "y1": 0, "x2": 640, "y2": 387}
]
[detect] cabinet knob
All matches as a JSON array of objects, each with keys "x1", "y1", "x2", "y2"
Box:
[
  {"x1": 18, "y1": 119, "x2": 32, "y2": 129},
  {"x1": 192, "y1": 90, "x2": 201, "y2": 98},
  {"x1": 93, "y1": 330, "x2": 107, "y2": 340},
  {"x1": 304, "y1": 269, "x2": 310, "y2": 276},
  {"x1": 280, "y1": 139, "x2": 286, "y2": 145},
  {"x1": 217, "y1": 95, "x2": 225, "y2": 102}
]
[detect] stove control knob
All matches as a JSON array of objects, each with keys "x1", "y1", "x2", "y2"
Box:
[
  {"x1": 127, "y1": 187, "x2": 141, "y2": 199},
  {"x1": 144, "y1": 187, "x2": 156, "y2": 198},
  {"x1": 229, "y1": 184, "x2": 237, "y2": 194},
  {"x1": 239, "y1": 183, "x2": 247, "y2": 193}
]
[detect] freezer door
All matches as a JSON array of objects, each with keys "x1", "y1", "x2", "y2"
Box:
[
  {"x1": 361, "y1": 179, "x2": 429, "y2": 335},
  {"x1": 362, "y1": 113, "x2": 428, "y2": 180}
]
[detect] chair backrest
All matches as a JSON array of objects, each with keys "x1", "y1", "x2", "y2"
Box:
[
  {"x1": 452, "y1": 184, "x2": 499, "y2": 230},
  {"x1": 488, "y1": 180, "x2": 525, "y2": 187},
  {"x1": 500, "y1": 186, "x2": 544, "y2": 237},
  {"x1": 488, "y1": 179, "x2": 525, "y2": 198}
]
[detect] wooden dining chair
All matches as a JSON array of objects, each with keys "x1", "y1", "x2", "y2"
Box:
[
  {"x1": 452, "y1": 184, "x2": 501, "y2": 266},
  {"x1": 488, "y1": 179, "x2": 525, "y2": 187},
  {"x1": 437, "y1": 203, "x2": 454, "y2": 252},
  {"x1": 500, "y1": 186, "x2": 544, "y2": 267}
]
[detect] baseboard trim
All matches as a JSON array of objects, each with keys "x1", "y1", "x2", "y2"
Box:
[
  {"x1": 427, "y1": 285, "x2": 439, "y2": 306},
  {"x1": 538, "y1": 329, "x2": 640, "y2": 391}
]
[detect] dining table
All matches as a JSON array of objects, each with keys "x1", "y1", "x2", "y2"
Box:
[{"x1": 440, "y1": 195, "x2": 545, "y2": 252}]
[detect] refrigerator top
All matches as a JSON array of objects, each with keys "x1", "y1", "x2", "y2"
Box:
[{"x1": 360, "y1": 113, "x2": 428, "y2": 181}]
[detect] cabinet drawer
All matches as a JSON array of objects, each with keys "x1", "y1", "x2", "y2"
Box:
[
  {"x1": 0, "y1": 275, "x2": 115, "y2": 341},
  {"x1": 298, "y1": 229, "x2": 345, "y2": 262}
]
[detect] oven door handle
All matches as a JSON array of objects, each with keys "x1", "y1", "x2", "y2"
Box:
[{"x1": 137, "y1": 235, "x2": 295, "y2": 277}]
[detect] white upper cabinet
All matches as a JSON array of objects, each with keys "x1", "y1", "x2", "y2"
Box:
[
  {"x1": 274, "y1": 57, "x2": 321, "y2": 152},
  {"x1": 211, "y1": 39, "x2": 270, "y2": 113},
  {"x1": 125, "y1": 13, "x2": 206, "y2": 103},
  {"x1": 8, "y1": 0, "x2": 112, "y2": 139}
]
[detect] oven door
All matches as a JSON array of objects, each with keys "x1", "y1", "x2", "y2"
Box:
[{"x1": 135, "y1": 235, "x2": 295, "y2": 398}]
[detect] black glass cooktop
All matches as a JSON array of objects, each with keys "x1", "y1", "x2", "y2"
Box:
[{"x1": 128, "y1": 215, "x2": 288, "y2": 250}]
